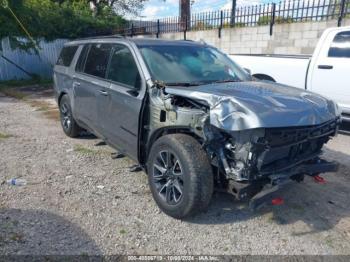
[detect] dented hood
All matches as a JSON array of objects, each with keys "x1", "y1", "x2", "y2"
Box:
[{"x1": 165, "y1": 81, "x2": 340, "y2": 131}]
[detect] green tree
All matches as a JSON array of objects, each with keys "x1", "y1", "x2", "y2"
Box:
[
  {"x1": 56, "y1": 0, "x2": 148, "y2": 16},
  {"x1": 0, "y1": 0, "x2": 127, "y2": 50}
]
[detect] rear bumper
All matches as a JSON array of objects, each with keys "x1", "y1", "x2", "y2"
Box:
[{"x1": 249, "y1": 157, "x2": 338, "y2": 210}]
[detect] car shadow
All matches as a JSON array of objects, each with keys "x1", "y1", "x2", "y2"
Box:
[
  {"x1": 0, "y1": 208, "x2": 101, "y2": 255},
  {"x1": 78, "y1": 132, "x2": 97, "y2": 140},
  {"x1": 187, "y1": 148, "x2": 350, "y2": 237}
]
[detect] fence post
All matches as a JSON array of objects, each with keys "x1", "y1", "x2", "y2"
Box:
[
  {"x1": 184, "y1": 16, "x2": 187, "y2": 40},
  {"x1": 338, "y1": 0, "x2": 346, "y2": 27},
  {"x1": 219, "y1": 10, "x2": 223, "y2": 38},
  {"x1": 130, "y1": 23, "x2": 134, "y2": 37},
  {"x1": 156, "y1": 19, "x2": 160, "y2": 38},
  {"x1": 270, "y1": 3, "x2": 276, "y2": 36},
  {"x1": 230, "y1": 0, "x2": 236, "y2": 27}
]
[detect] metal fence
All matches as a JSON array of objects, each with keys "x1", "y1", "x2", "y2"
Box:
[
  {"x1": 0, "y1": 37, "x2": 67, "y2": 81},
  {"x1": 116, "y1": 0, "x2": 350, "y2": 37}
]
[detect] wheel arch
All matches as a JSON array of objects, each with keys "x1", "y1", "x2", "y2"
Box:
[
  {"x1": 140, "y1": 126, "x2": 202, "y2": 166},
  {"x1": 58, "y1": 91, "x2": 67, "y2": 106}
]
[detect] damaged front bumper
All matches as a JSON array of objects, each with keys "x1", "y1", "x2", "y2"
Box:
[
  {"x1": 209, "y1": 118, "x2": 340, "y2": 182},
  {"x1": 248, "y1": 157, "x2": 339, "y2": 210}
]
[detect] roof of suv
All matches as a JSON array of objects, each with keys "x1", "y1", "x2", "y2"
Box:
[{"x1": 65, "y1": 36, "x2": 205, "y2": 47}]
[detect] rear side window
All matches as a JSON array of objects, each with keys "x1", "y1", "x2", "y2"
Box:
[
  {"x1": 328, "y1": 31, "x2": 350, "y2": 58},
  {"x1": 56, "y1": 46, "x2": 78, "y2": 66},
  {"x1": 75, "y1": 45, "x2": 90, "y2": 72},
  {"x1": 106, "y1": 45, "x2": 140, "y2": 88},
  {"x1": 84, "y1": 43, "x2": 112, "y2": 78}
]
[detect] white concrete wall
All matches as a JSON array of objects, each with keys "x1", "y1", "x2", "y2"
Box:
[{"x1": 151, "y1": 18, "x2": 350, "y2": 55}]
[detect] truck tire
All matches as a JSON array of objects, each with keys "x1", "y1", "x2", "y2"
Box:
[
  {"x1": 147, "y1": 134, "x2": 214, "y2": 219},
  {"x1": 59, "y1": 94, "x2": 82, "y2": 138}
]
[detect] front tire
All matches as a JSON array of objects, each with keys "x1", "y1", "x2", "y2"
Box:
[
  {"x1": 147, "y1": 134, "x2": 214, "y2": 219},
  {"x1": 59, "y1": 95, "x2": 82, "y2": 138}
]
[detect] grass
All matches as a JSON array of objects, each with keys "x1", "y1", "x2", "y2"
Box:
[
  {"x1": 43, "y1": 109, "x2": 60, "y2": 121},
  {"x1": 0, "y1": 88, "x2": 27, "y2": 100},
  {"x1": 74, "y1": 144, "x2": 110, "y2": 156},
  {"x1": 9, "y1": 233, "x2": 24, "y2": 243},
  {"x1": 324, "y1": 235, "x2": 335, "y2": 248},
  {"x1": 0, "y1": 78, "x2": 52, "y2": 88},
  {"x1": 0, "y1": 78, "x2": 52, "y2": 100},
  {"x1": 28, "y1": 100, "x2": 60, "y2": 121},
  {"x1": 0, "y1": 132, "x2": 12, "y2": 139},
  {"x1": 74, "y1": 144, "x2": 96, "y2": 154},
  {"x1": 29, "y1": 100, "x2": 51, "y2": 111}
]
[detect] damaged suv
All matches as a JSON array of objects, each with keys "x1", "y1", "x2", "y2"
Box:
[{"x1": 54, "y1": 37, "x2": 341, "y2": 218}]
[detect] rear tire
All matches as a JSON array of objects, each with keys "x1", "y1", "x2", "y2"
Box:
[
  {"x1": 59, "y1": 95, "x2": 82, "y2": 138},
  {"x1": 147, "y1": 134, "x2": 214, "y2": 219}
]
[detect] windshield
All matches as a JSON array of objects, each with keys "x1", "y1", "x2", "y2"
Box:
[{"x1": 138, "y1": 44, "x2": 251, "y2": 85}]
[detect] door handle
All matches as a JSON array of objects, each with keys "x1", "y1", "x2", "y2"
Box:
[
  {"x1": 318, "y1": 65, "x2": 333, "y2": 70},
  {"x1": 73, "y1": 81, "x2": 81, "y2": 87},
  {"x1": 99, "y1": 90, "x2": 109, "y2": 96}
]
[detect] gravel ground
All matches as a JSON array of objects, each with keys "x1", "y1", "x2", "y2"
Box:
[{"x1": 1, "y1": 90, "x2": 350, "y2": 255}]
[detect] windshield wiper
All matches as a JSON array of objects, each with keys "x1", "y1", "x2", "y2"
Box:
[
  {"x1": 213, "y1": 79, "x2": 241, "y2": 84},
  {"x1": 165, "y1": 82, "x2": 202, "y2": 87}
]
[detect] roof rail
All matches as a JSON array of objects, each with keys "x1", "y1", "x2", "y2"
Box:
[{"x1": 74, "y1": 34, "x2": 125, "y2": 41}]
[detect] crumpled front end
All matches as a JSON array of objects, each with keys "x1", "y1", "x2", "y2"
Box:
[
  {"x1": 145, "y1": 80, "x2": 341, "y2": 207},
  {"x1": 162, "y1": 81, "x2": 341, "y2": 186},
  {"x1": 203, "y1": 119, "x2": 339, "y2": 182},
  {"x1": 165, "y1": 82, "x2": 342, "y2": 131}
]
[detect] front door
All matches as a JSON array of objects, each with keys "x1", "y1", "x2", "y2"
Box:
[{"x1": 98, "y1": 44, "x2": 145, "y2": 160}]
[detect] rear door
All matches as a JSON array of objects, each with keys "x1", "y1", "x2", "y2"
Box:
[
  {"x1": 309, "y1": 29, "x2": 350, "y2": 114},
  {"x1": 54, "y1": 45, "x2": 78, "y2": 97},
  {"x1": 97, "y1": 43, "x2": 144, "y2": 160},
  {"x1": 73, "y1": 43, "x2": 112, "y2": 134}
]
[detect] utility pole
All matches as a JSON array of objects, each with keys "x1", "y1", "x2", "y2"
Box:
[
  {"x1": 230, "y1": 0, "x2": 237, "y2": 27},
  {"x1": 180, "y1": 0, "x2": 191, "y2": 30}
]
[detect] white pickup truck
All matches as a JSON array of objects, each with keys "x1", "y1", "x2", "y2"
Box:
[{"x1": 230, "y1": 26, "x2": 350, "y2": 121}]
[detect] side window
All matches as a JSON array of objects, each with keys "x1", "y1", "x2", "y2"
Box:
[
  {"x1": 106, "y1": 45, "x2": 141, "y2": 88},
  {"x1": 75, "y1": 45, "x2": 90, "y2": 72},
  {"x1": 328, "y1": 31, "x2": 350, "y2": 58},
  {"x1": 84, "y1": 43, "x2": 112, "y2": 78},
  {"x1": 56, "y1": 46, "x2": 78, "y2": 66}
]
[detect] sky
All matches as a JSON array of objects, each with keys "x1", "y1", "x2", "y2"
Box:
[{"x1": 135, "y1": 0, "x2": 279, "y2": 20}]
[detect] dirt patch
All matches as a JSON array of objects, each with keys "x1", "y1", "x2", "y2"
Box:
[
  {"x1": 28, "y1": 99, "x2": 60, "y2": 121},
  {"x1": 0, "y1": 83, "x2": 59, "y2": 122}
]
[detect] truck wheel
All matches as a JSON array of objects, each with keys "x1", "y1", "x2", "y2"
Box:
[
  {"x1": 147, "y1": 134, "x2": 214, "y2": 219},
  {"x1": 253, "y1": 74, "x2": 276, "y2": 82},
  {"x1": 59, "y1": 94, "x2": 82, "y2": 138}
]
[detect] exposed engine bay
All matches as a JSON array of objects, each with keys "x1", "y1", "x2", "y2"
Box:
[{"x1": 143, "y1": 81, "x2": 341, "y2": 208}]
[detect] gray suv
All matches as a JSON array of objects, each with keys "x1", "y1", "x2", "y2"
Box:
[{"x1": 54, "y1": 36, "x2": 340, "y2": 219}]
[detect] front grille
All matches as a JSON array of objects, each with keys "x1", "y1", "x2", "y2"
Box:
[
  {"x1": 264, "y1": 119, "x2": 338, "y2": 148},
  {"x1": 255, "y1": 119, "x2": 339, "y2": 175}
]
